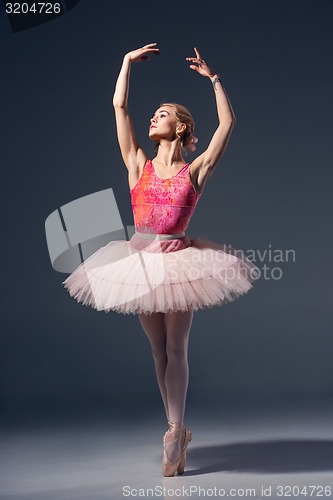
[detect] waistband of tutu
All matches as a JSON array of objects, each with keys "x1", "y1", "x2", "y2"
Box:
[{"x1": 134, "y1": 230, "x2": 186, "y2": 240}]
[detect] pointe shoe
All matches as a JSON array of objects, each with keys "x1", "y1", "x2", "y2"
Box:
[
  {"x1": 162, "y1": 421, "x2": 183, "y2": 477},
  {"x1": 177, "y1": 426, "x2": 192, "y2": 475},
  {"x1": 168, "y1": 421, "x2": 192, "y2": 475}
]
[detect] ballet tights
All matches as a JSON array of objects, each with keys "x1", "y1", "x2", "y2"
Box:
[{"x1": 138, "y1": 308, "x2": 194, "y2": 461}]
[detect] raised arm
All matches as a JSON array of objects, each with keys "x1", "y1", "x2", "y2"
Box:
[
  {"x1": 112, "y1": 43, "x2": 160, "y2": 172},
  {"x1": 186, "y1": 48, "x2": 236, "y2": 189}
]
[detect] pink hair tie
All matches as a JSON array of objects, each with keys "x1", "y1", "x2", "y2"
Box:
[{"x1": 185, "y1": 135, "x2": 198, "y2": 153}]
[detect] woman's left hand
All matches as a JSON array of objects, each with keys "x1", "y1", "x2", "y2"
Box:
[{"x1": 186, "y1": 47, "x2": 217, "y2": 78}]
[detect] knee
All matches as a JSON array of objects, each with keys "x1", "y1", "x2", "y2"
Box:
[
  {"x1": 166, "y1": 343, "x2": 187, "y2": 362},
  {"x1": 151, "y1": 344, "x2": 167, "y2": 361}
]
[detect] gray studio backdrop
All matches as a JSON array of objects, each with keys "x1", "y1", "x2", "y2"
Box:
[{"x1": 2, "y1": 0, "x2": 333, "y2": 419}]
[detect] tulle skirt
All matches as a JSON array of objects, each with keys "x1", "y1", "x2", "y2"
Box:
[{"x1": 62, "y1": 231, "x2": 260, "y2": 315}]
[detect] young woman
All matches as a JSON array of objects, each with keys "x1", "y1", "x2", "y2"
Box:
[{"x1": 63, "y1": 43, "x2": 260, "y2": 476}]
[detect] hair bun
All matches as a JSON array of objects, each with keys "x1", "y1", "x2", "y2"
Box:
[{"x1": 184, "y1": 135, "x2": 198, "y2": 153}]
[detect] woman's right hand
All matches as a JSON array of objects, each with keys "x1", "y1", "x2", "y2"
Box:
[{"x1": 125, "y1": 43, "x2": 160, "y2": 63}]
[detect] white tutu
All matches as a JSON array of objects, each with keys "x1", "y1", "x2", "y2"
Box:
[{"x1": 62, "y1": 232, "x2": 260, "y2": 315}]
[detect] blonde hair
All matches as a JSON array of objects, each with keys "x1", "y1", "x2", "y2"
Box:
[{"x1": 160, "y1": 102, "x2": 195, "y2": 148}]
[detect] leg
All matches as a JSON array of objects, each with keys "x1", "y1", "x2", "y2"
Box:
[
  {"x1": 138, "y1": 312, "x2": 169, "y2": 420},
  {"x1": 165, "y1": 308, "x2": 193, "y2": 425},
  {"x1": 164, "y1": 308, "x2": 194, "y2": 461}
]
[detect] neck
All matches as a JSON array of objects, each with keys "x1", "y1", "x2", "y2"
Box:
[{"x1": 154, "y1": 140, "x2": 185, "y2": 167}]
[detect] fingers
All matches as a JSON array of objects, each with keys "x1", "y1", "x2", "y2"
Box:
[
  {"x1": 186, "y1": 57, "x2": 202, "y2": 63},
  {"x1": 144, "y1": 42, "x2": 159, "y2": 50},
  {"x1": 145, "y1": 48, "x2": 160, "y2": 55},
  {"x1": 186, "y1": 47, "x2": 206, "y2": 66},
  {"x1": 141, "y1": 43, "x2": 160, "y2": 55},
  {"x1": 186, "y1": 47, "x2": 208, "y2": 74},
  {"x1": 194, "y1": 46, "x2": 201, "y2": 59}
]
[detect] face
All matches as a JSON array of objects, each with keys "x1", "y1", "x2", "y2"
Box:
[{"x1": 149, "y1": 105, "x2": 184, "y2": 142}]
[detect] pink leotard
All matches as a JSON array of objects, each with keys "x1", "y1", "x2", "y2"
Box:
[{"x1": 130, "y1": 159, "x2": 202, "y2": 234}]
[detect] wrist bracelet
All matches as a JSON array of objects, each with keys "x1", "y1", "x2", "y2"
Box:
[{"x1": 212, "y1": 77, "x2": 222, "y2": 89}]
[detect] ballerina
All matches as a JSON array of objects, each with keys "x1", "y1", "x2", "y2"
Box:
[{"x1": 63, "y1": 42, "x2": 260, "y2": 476}]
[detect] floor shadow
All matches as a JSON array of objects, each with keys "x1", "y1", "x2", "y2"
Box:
[{"x1": 179, "y1": 438, "x2": 333, "y2": 476}]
